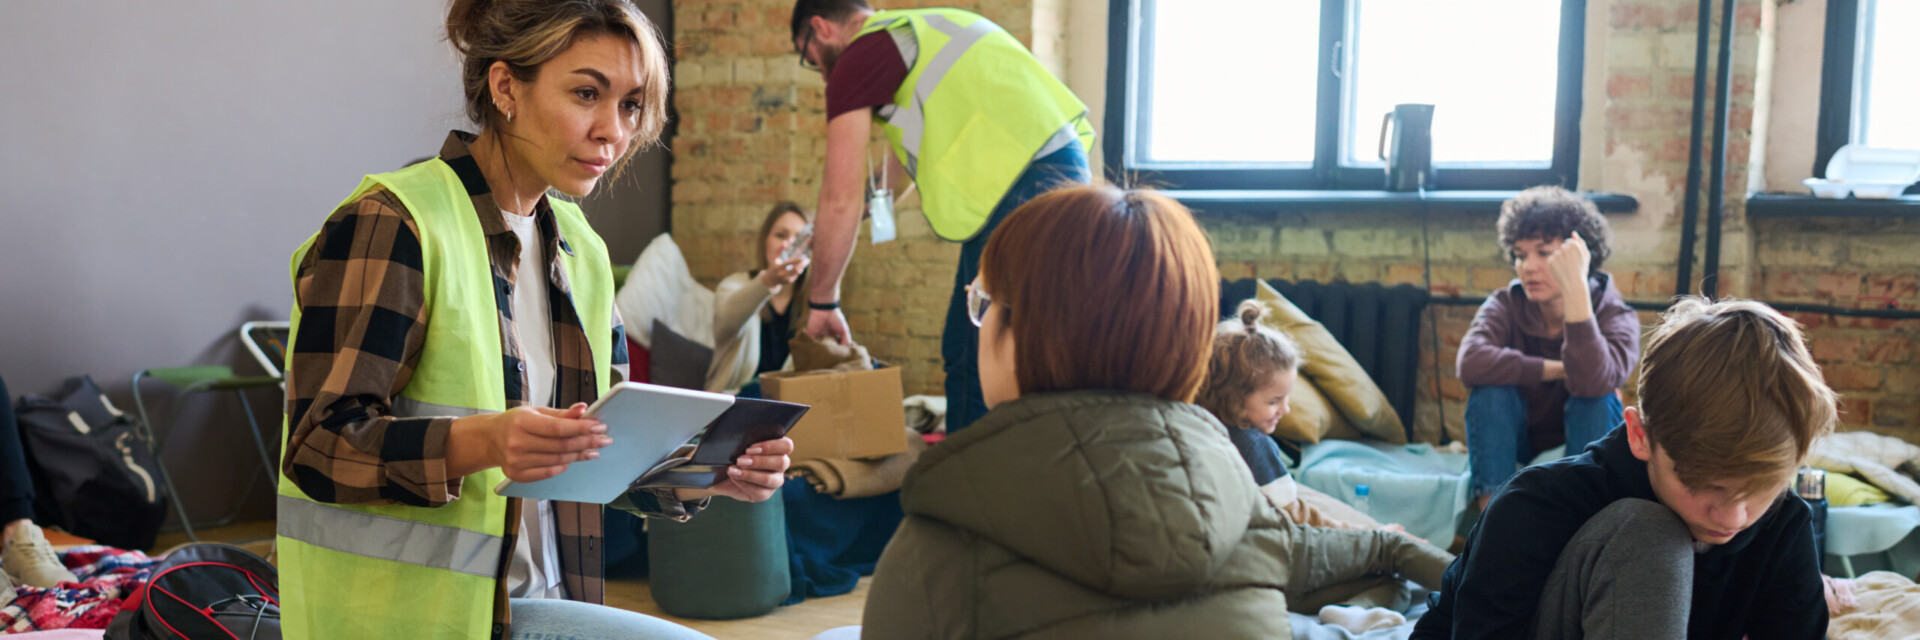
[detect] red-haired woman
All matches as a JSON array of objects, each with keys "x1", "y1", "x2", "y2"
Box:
[{"x1": 860, "y1": 185, "x2": 1293, "y2": 637}]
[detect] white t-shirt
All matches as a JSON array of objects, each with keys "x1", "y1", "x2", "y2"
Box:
[
  {"x1": 501, "y1": 209, "x2": 566, "y2": 600},
  {"x1": 502, "y1": 211, "x2": 557, "y2": 407}
]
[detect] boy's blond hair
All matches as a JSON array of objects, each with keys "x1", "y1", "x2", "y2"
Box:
[{"x1": 1637, "y1": 297, "x2": 1838, "y2": 496}]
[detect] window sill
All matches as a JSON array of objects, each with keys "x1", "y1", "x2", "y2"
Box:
[
  {"x1": 1166, "y1": 190, "x2": 1640, "y2": 215},
  {"x1": 1746, "y1": 193, "x2": 1920, "y2": 219}
]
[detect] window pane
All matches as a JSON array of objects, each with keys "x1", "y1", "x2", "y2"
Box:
[
  {"x1": 1143, "y1": 0, "x2": 1319, "y2": 164},
  {"x1": 1862, "y1": 0, "x2": 1920, "y2": 150},
  {"x1": 1346, "y1": 0, "x2": 1560, "y2": 166}
]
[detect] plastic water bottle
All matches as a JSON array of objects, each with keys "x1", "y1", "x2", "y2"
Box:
[{"x1": 1354, "y1": 484, "x2": 1371, "y2": 517}]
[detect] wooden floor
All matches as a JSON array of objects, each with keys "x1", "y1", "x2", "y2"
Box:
[
  {"x1": 148, "y1": 519, "x2": 277, "y2": 558},
  {"x1": 149, "y1": 520, "x2": 869, "y2": 639},
  {"x1": 609, "y1": 577, "x2": 868, "y2": 639}
]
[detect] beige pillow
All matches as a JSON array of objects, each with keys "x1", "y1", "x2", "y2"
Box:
[
  {"x1": 1252, "y1": 281, "x2": 1408, "y2": 444},
  {"x1": 1274, "y1": 375, "x2": 1351, "y2": 444}
]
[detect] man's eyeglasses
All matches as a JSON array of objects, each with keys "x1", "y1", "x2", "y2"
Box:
[{"x1": 796, "y1": 25, "x2": 820, "y2": 71}]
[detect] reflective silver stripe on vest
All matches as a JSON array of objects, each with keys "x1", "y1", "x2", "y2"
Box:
[
  {"x1": 1034, "y1": 120, "x2": 1083, "y2": 159},
  {"x1": 883, "y1": 15, "x2": 999, "y2": 177},
  {"x1": 277, "y1": 494, "x2": 504, "y2": 577},
  {"x1": 391, "y1": 396, "x2": 495, "y2": 419}
]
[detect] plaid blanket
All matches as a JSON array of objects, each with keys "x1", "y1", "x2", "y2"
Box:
[{"x1": 2, "y1": 547, "x2": 159, "y2": 634}]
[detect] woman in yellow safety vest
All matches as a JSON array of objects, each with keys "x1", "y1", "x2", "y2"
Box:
[{"x1": 275, "y1": 1, "x2": 791, "y2": 638}]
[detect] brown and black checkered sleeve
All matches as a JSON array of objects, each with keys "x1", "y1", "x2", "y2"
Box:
[{"x1": 283, "y1": 189, "x2": 459, "y2": 508}]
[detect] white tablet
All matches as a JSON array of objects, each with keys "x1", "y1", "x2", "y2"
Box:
[{"x1": 494, "y1": 382, "x2": 735, "y2": 504}]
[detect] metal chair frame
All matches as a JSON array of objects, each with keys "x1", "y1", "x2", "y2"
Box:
[{"x1": 130, "y1": 322, "x2": 289, "y2": 541}]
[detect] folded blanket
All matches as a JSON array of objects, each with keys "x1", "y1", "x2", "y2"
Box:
[
  {"x1": 1827, "y1": 571, "x2": 1920, "y2": 640},
  {"x1": 2, "y1": 547, "x2": 158, "y2": 634},
  {"x1": 1809, "y1": 431, "x2": 1920, "y2": 504},
  {"x1": 1295, "y1": 440, "x2": 1473, "y2": 545},
  {"x1": 790, "y1": 428, "x2": 928, "y2": 498}
]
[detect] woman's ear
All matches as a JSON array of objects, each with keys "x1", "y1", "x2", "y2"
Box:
[{"x1": 488, "y1": 60, "x2": 518, "y2": 124}]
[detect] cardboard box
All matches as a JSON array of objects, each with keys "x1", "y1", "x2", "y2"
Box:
[{"x1": 760, "y1": 366, "x2": 908, "y2": 461}]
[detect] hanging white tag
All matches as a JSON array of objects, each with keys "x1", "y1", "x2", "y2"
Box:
[
  {"x1": 868, "y1": 148, "x2": 898, "y2": 244},
  {"x1": 869, "y1": 189, "x2": 897, "y2": 244}
]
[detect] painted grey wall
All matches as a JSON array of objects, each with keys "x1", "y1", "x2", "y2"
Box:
[{"x1": 0, "y1": 1, "x2": 672, "y2": 532}]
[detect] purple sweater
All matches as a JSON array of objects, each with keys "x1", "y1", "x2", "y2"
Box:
[{"x1": 1456, "y1": 273, "x2": 1640, "y2": 454}]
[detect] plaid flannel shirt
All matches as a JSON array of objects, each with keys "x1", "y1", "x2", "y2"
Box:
[{"x1": 284, "y1": 131, "x2": 699, "y2": 636}]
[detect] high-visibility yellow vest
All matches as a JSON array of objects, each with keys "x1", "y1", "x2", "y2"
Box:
[
  {"x1": 859, "y1": 8, "x2": 1095, "y2": 241},
  {"x1": 274, "y1": 159, "x2": 613, "y2": 640}
]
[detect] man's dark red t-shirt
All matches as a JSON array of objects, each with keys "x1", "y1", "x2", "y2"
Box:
[{"x1": 825, "y1": 31, "x2": 911, "y2": 120}]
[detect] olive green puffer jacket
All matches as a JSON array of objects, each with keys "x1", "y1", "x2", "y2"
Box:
[{"x1": 861, "y1": 391, "x2": 1294, "y2": 639}]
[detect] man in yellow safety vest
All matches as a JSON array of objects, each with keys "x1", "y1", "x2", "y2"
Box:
[{"x1": 790, "y1": 0, "x2": 1095, "y2": 432}]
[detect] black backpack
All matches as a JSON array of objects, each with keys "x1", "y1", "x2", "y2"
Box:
[
  {"x1": 13, "y1": 375, "x2": 170, "y2": 550},
  {"x1": 106, "y1": 543, "x2": 280, "y2": 640}
]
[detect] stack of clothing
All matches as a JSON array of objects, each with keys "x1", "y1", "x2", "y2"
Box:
[
  {"x1": 1810, "y1": 431, "x2": 1920, "y2": 504},
  {"x1": 790, "y1": 430, "x2": 929, "y2": 500},
  {"x1": 782, "y1": 333, "x2": 933, "y2": 500},
  {"x1": 1, "y1": 547, "x2": 158, "y2": 634},
  {"x1": 776, "y1": 334, "x2": 929, "y2": 603}
]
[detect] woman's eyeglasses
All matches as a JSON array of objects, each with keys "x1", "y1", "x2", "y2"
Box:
[{"x1": 965, "y1": 281, "x2": 996, "y2": 328}]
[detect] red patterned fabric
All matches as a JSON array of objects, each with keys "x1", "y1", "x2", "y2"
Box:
[{"x1": 1, "y1": 547, "x2": 158, "y2": 633}]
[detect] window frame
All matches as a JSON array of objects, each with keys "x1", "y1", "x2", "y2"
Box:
[
  {"x1": 1818, "y1": 0, "x2": 1919, "y2": 195},
  {"x1": 1103, "y1": 0, "x2": 1589, "y2": 192},
  {"x1": 1816, "y1": 0, "x2": 1861, "y2": 177}
]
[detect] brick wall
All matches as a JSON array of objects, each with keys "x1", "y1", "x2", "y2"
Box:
[
  {"x1": 670, "y1": 1, "x2": 1915, "y2": 445},
  {"x1": 672, "y1": 0, "x2": 1050, "y2": 397},
  {"x1": 1757, "y1": 216, "x2": 1920, "y2": 438}
]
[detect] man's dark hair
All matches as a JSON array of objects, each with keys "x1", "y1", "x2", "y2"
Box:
[
  {"x1": 791, "y1": 0, "x2": 873, "y2": 43},
  {"x1": 1496, "y1": 185, "x2": 1613, "y2": 272}
]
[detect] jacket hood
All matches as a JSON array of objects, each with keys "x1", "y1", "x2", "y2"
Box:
[{"x1": 897, "y1": 391, "x2": 1267, "y2": 600}]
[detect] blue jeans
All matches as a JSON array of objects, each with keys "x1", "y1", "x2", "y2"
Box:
[
  {"x1": 1465, "y1": 385, "x2": 1623, "y2": 498},
  {"x1": 941, "y1": 141, "x2": 1092, "y2": 433},
  {"x1": 509, "y1": 598, "x2": 713, "y2": 640}
]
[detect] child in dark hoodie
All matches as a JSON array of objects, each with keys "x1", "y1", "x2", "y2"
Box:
[{"x1": 1416, "y1": 297, "x2": 1836, "y2": 639}]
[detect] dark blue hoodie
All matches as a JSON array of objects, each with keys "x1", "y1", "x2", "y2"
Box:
[{"x1": 1412, "y1": 428, "x2": 1826, "y2": 640}]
